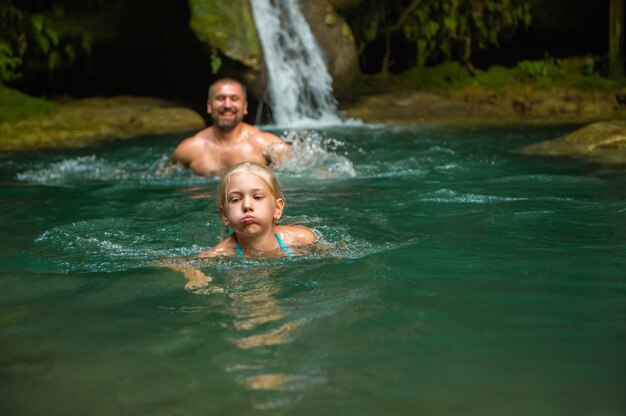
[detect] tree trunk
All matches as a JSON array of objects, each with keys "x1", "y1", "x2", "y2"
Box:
[
  {"x1": 380, "y1": 0, "x2": 422, "y2": 79},
  {"x1": 609, "y1": 0, "x2": 624, "y2": 78}
]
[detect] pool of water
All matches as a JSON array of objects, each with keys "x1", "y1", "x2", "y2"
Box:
[{"x1": 1, "y1": 124, "x2": 625, "y2": 415}]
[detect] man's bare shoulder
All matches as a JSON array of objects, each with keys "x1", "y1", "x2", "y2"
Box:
[
  {"x1": 172, "y1": 128, "x2": 216, "y2": 161},
  {"x1": 178, "y1": 128, "x2": 217, "y2": 149},
  {"x1": 242, "y1": 124, "x2": 284, "y2": 145}
]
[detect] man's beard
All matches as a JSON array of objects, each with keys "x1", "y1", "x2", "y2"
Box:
[{"x1": 214, "y1": 114, "x2": 242, "y2": 130}]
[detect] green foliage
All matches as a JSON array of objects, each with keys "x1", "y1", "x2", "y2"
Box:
[
  {"x1": 393, "y1": 56, "x2": 616, "y2": 93},
  {"x1": 475, "y1": 65, "x2": 521, "y2": 90},
  {"x1": 404, "y1": 0, "x2": 531, "y2": 66},
  {"x1": 474, "y1": 57, "x2": 616, "y2": 91},
  {"x1": 210, "y1": 47, "x2": 222, "y2": 74},
  {"x1": 0, "y1": 42, "x2": 22, "y2": 84},
  {"x1": 0, "y1": 86, "x2": 56, "y2": 123},
  {"x1": 395, "y1": 61, "x2": 472, "y2": 89},
  {"x1": 0, "y1": 2, "x2": 94, "y2": 82},
  {"x1": 516, "y1": 59, "x2": 561, "y2": 79},
  {"x1": 344, "y1": 0, "x2": 393, "y2": 50}
]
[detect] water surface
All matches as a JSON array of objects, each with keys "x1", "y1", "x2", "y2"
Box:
[{"x1": 1, "y1": 124, "x2": 625, "y2": 415}]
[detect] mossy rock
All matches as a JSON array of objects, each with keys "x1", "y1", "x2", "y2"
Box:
[
  {"x1": 520, "y1": 120, "x2": 626, "y2": 166},
  {"x1": 0, "y1": 96, "x2": 205, "y2": 151},
  {"x1": 188, "y1": 0, "x2": 261, "y2": 69},
  {"x1": 0, "y1": 86, "x2": 56, "y2": 123}
]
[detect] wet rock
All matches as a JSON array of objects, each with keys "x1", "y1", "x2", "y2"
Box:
[
  {"x1": 299, "y1": 0, "x2": 359, "y2": 95},
  {"x1": 188, "y1": 0, "x2": 261, "y2": 69},
  {"x1": 341, "y1": 91, "x2": 516, "y2": 125},
  {"x1": 520, "y1": 120, "x2": 626, "y2": 166},
  {"x1": 0, "y1": 96, "x2": 205, "y2": 151},
  {"x1": 327, "y1": 0, "x2": 367, "y2": 10}
]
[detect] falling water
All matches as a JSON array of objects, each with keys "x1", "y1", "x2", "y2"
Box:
[{"x1": 250, "y1": 0, "x2": 342, "y2": 126}]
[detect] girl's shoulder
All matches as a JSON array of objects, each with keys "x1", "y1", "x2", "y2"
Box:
[
  {"x1": 198, "y1": 234, "x2": 237, "y2": 258},
  {"x1": 275, "y1": 225, "x2": 317, "y2": 246}
]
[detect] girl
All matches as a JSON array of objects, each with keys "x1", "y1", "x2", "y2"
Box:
[
  {"x1": 200, "y1": 161, "x2": 317, "y2": 258},
  {"x1": 169, "y1": 162, "x2": 317, "y2": 290}
]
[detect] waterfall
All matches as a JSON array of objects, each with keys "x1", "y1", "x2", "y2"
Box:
[{"x1": 250, "y1": 0, "x2": 342, "y2": 126}]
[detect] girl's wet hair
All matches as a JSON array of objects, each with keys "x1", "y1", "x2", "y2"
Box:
[{"x1": 217, "y1": 162, "x2": 284, "y2": 213}]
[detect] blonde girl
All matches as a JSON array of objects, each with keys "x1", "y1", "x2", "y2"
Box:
[{"x1": 200, "y1": 161, "x2": 316, "y2": 258}]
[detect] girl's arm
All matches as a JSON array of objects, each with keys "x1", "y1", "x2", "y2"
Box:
[
  {"x1": 162, "y1": 236, "x2": 235, "y2": 290},
  {"x1": 277, "y1": 225, "x2": 317, "y2": 245},
  {"x1": 159, "y1": 257, "x2": 214, "y2": 291},
  {"x1": 198, "y1": 235, "x2": 236, "y2": 258}
]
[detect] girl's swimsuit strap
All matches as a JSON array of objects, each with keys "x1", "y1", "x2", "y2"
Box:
[
  {"x1": 274, "y1": 233, "x2": 293, "y2": 257},
  {"x1": 235, "y1": 235, "x2": 244, "y2": 258},
  {"x1": 232, "y1": 232, "x2": 292, "y2": 258}
]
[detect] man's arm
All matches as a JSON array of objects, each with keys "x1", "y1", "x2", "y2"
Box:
[
  {"x1": 260, "y1": 132, "x2": 292, "y2": 169},
  {"x1": 156, "y1": 137, "x2": 196, "y2": 175},
  {"x1": 170, "y1": 136, "x2": 200, "y2": 167}
]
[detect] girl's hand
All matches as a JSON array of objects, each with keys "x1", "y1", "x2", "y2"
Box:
[{"x1": 182, "y1": 268, "x2": 213, "y2": 291}]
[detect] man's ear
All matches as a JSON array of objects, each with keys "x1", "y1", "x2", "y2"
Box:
[
  {"x1": 243, "y1": 100, "x2": 248, "y2": 116},
  {"x1": 206, "y1": 101, "x2": 212, "y2": 115},
  {"x1": 273, "y1": 198, "x2": 285, "y2": 221}
]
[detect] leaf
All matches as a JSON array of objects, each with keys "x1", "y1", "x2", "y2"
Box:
[
  {"x1": 210, "y1": 47, "x2": 222, "y2": 75},
  {"x1": 64, "y1": 44, "x2": 75, "y2": 62},
  {"x1": 427, "y1": 21, "x2": 440, "y2": 37},
  {"x1": 45, "y1": 28, "x2": 59, "y2": 46},
  {"x1": 37, "y1": 35, "x2": 50, "y2": 53},
  {"x1": 30, "y1": 15, "x2": 45, "y2": 33},
  {"x1": 48, "y1": 51, "x2": 58, "y2": 71},
  {"x1": 444, "y1": 16, "x2": 457, "y2": 32}
]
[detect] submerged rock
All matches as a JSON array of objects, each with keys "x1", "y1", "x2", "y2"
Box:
[{"x1": 520, "y1": 120, "x2": 626, "y2": 166}]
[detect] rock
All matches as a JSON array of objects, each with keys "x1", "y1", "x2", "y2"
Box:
[
  {"x1": 327, "y1": 0, "x2": 367, "y2": 10},
  {"x1": 615, "y1": 88, "x2": 626, "y2": 105},
  {"x1": 188, "y1": 0, "x2": 261, "y2": 69},
  {"x1": 0, "y1": 96, "x2": 205, "y2": 151},
  {"x1": 341, "y1": 90, "x2": 516, "y2": 124},
  {"x1": 299, "y1": 0, "x2": 359, "y2": 95},
  {"x1": 187, "y1": 0, "x2": 358, "y2": 99},
  {"x1": 520, "y1": 120, "x2": 626, "y2": 166}
]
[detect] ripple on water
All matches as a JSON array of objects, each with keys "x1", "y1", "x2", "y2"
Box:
[
  {"x1": 14, "y1": 154, "x2": 212, "y2": 188},
  {"x1": 16, "y1": 156, "x2": 127, "y2": 185},
  {"x1": 419, "y1": 188, "x2": 529, "y2": 204},
  {"x1": 33, "y1": 218, "x2": 204, "y2": 273},
  {"x1": 28, "y1": 214, "x2": 397, "y2": 275}
]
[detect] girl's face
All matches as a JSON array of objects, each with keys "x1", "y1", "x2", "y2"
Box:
[{"x1": 222, "y1": 171, "x2": 284, "y2": 235}]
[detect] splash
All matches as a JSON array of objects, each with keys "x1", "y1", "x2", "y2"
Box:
[
  {"x1": 14, "y1": 154, "x2": 211, "y2": 187},
  {"x1": 16, "y1": 156, "x2": 127, "y2": 185},
  {"x1": 250, "y1": 0, "x2": 342, "y2": 126},
  {"x1": 277, "y1": 130, "x2": 356, "y2": 178}
]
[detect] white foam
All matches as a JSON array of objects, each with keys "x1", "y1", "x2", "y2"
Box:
[
  {"x1": 277, "y1": 130, "x2": 356, "y2": 179},
  {"x1": 251, "y1": 0, "x2": 343, "y2": 126},
  {"x1": 16, "y1": 156, "x2": 126, "y2": 185}
]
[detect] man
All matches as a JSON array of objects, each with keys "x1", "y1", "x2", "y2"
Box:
[{"x1": 167, "y1": 78, "x2": 290, "y2": 176}]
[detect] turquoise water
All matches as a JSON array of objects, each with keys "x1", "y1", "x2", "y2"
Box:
[{"x1": 1, "y1": 124, "x2": 625, "y2": 415}]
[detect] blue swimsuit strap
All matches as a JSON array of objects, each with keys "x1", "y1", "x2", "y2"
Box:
[
  {"x1": 233, "y1": 233, "x2": 293, "y2": 258},
  {"x1": 275, "y1": 233, "x2": 293, "y2": 257}
]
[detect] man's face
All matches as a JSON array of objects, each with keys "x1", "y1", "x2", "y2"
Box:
[{"x1": 207, "y1": 82, "x2": 248, "y2": 130}]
